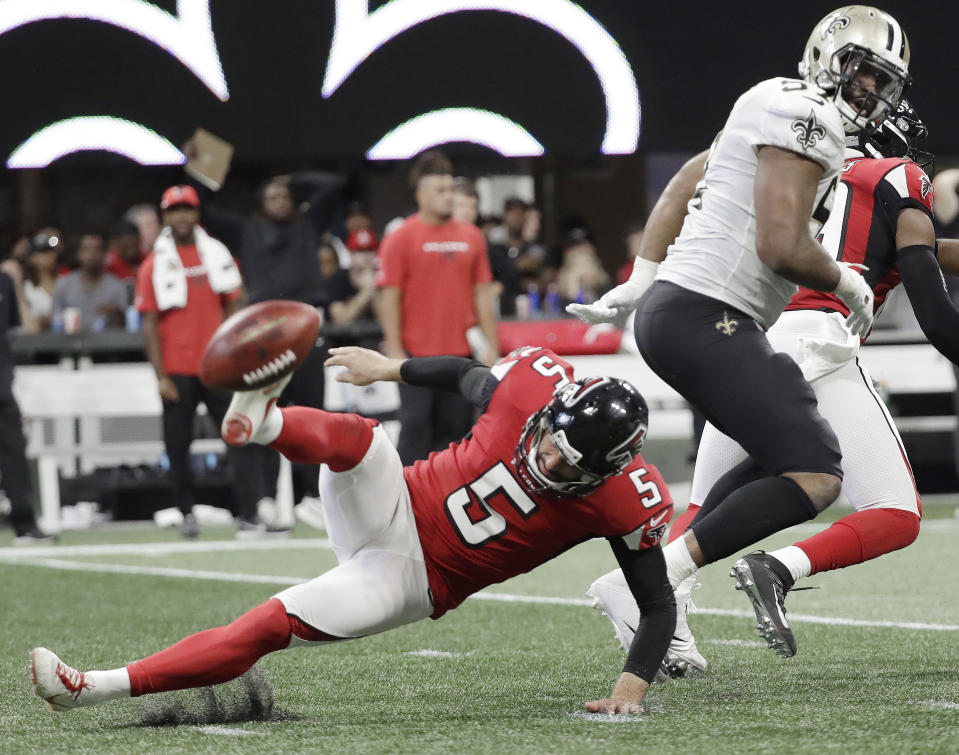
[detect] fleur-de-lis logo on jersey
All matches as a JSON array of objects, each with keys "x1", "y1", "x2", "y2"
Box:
[
  {"x1": 792, "y1": 111, "x2": 826, "y2": 150},
  {"x1": 821, "y1": 11, "x2": 850, "y2": 39},
  {"x1": 920, "y1": 174, "x2": 933, "y2": 200},
  {"x1": 715, "y1": 312, "x2": 738, "y2": 336}
]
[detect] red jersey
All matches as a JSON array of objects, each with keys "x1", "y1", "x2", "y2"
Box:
[
  {"x1": 377, "y1": 214, "x2": 492, "y2": 357},
  {"x1": 104, "y1": 250, "x2": 142, "y2": 281},
  {"x1": 787, "y1": 156, "x2": 935, "y2": 321},
  {"x1": 134, "y1": 244, "x2": 243, "y2": 376},
  {"x1": 405, "y1": 346, "x2": 673, "y2": 618}
]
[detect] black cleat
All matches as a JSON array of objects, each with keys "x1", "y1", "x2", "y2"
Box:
[{"x1": 730, "y1": 552, "x2": 797, "y2": 658}]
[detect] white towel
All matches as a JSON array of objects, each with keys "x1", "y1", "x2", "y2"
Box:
[{"x1": 152, "y1": 225, "x2": 242, "y2": 311}]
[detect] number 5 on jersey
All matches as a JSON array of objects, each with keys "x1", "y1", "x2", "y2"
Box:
[{"x1": 445, "y1": 462, "x2": 538, "y2": 547}]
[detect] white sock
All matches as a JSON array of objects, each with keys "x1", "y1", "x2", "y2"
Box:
[
  {"x1": 663, "y1": 538, "x2": 698, "y2": 590},
  {"x1": 85, "y1": 667, "x2": 132, "y2": 704},
  {"x1": 767, "y1": 545, "x2": 812, "y2": 584},
  {"x1": 255, "y1": 404, "x2": 284, "y2": 445}
]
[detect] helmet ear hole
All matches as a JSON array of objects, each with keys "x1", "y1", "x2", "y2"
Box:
[{"x1": 812, "y1": 47, "x2": 820, "y2": 61}]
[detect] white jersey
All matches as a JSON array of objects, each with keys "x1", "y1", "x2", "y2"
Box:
[{"x1": 657, "y1": 77, "x2": 845, "y2": 328}]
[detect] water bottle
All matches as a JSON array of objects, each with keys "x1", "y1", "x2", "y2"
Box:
[
  {"x1": 159, "y1": 453, "x2": 170, "y2": 471},
  {"x1": 125, "y1": 305, "x2": 141, "y2": 332},
  {"x1": 206, "y1": 452, "x2": 218, "y2": 470},
  {"x1": 544, "y1": 284, "x2": 560, "y2": 317},
  {"x1": 526, "y1": 283, "x2": 541, "y2": 318}
]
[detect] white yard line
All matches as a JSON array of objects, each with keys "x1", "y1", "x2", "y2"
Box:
[
  {"x1": 194, "y1": 725, "x2": 264, "y2": 736},
  {"x1": 5, "y1": 552, "x2": 959, "y2": 633},
  {"x1": 0, "y1": 538, "x2": 331, "y2": 559}
]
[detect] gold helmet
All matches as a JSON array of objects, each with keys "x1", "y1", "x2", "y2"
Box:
[{"x1": 799, "y1": 6, "x2": 911, "y2": 134}]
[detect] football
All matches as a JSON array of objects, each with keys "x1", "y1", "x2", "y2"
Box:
[{"x1": 200, "y1": 300, "x2": 321, "y2": 391}]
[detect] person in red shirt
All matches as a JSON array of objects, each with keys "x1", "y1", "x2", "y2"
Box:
[
  {"x1": 103, "y1": 221, "x2": 142, "y2": 283},
  {"x1": 378, "y1": 150, "x2": 500, "y2": 464},
  {"x1": 133, "y1": 185, "x2": 280, "y2": 539},
  {"x1": 32, "y1": 345, "x2": 675, "y2": 717}
]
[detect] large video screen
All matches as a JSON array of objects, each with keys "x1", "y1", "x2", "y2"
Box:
[{"x1": 1, "y1": 2, "x2": 955, "y2": 168}]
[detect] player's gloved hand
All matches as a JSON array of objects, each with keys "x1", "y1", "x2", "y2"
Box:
[
  {"x1": 832, "y1": 262, "x2": 874, "y2": 338},
  {"x1": 565, "y1": 258, "x2": 659, "y2": 330}
]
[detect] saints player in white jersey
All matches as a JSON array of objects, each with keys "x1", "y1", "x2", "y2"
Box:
[{"x1": 569, "y1": 6, "x2": 912, "y2": 674}]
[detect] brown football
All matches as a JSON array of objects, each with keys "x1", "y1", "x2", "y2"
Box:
[{"x1": 200, "y1": 300, "x2": 321, "y2": 391}]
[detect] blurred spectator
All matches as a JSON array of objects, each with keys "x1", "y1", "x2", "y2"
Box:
[
  {"x1": 20, "y1": 233, "x2": 60, "y2": 332},
  {"x1": 487, "y1": 199, "x2": 550, "y2": 316},
  {"x1": 318, "y1": 240, "x2": 341, "y2": 282},
  {"x1": 135, "y1": 185, "x2": 274, "y2": 539},
  {"x1": 188, "y1": 164, "x2": 346, "y2": 526},
  {"x1": 616, "y1": 221, "x2": 646, "y2": 285},
  {"x1": 327, "y1": 230, "x2": 379, "y2": 325},
  {"x1": 345, "y1": 202, "x2": 373, "y2": 234},
  {"x1": 51, "y1": 231, "x2": 127, "y2": 332},
  {"x1": 452, "y1": 177, "x2": 479, "y2": 225},
  {"x1": 124, "y1": 204, "x2": 161, "y2": 256},
  {"x1": 377, "y1": 150, "x2": 499, "y2": 464},
  {"x1": 555, "y1": 227, "x2": 610, "y2": 304},
  {"x1": 489, "y1": 197, "x2": 549, "y2": 290},
  {"x1": 0, "y1": 264, "x2": 55, "y2": 544},
  {"x1": 104, "y1": 221, "x2": 142, "y2": 282}
]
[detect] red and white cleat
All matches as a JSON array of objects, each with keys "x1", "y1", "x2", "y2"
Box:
[
  {"x1": 30, "y1": 647, "x2": 92, "y2": 711},
  {"x1": 221, "y1": 373, "x2": 292, "y2": 446}
]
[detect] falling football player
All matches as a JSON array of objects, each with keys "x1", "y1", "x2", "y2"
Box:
[{"x1": 32, "y1": 344, "x2": 676, "y2": 716}]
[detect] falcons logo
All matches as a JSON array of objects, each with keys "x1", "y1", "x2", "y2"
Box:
[
  {"x1": 792, "y1": 112, "x2": 826, "y2": 150},
  {"x1": 919, "y1": 174, "x2": 933, "y2": 200}
]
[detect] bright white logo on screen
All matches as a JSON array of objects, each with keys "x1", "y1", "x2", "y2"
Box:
[
  {"x1": 6, "y1": 116, "x2": 186, "y2": 168},
  {"x1": 324, "y1": 0, "x2": 640, "y2": 157},
  {"x1": 0, "y1": 0, "x2": 228, "y2": 100},
  {"x1": 367, "y1": 108, "x2": 545, "y2": 159}
]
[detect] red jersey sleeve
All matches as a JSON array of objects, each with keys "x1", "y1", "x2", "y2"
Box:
[
  {"x1": 878, "y1": 160, "x2": 935, "y2": 221},
  {"x1": 590, "y1": 459, "x2": 674, "y2": 549},
  {"x1": 376, "y1": 223, "x2": 407, "y2": 288},
  {"x1": 134, "y1": 254, "x2": 158, "y2": 314},
  {"x1": 904, "y1": 162, "x2": 935, "y2": 216}
]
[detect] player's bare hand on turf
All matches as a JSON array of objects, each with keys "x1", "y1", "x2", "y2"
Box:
[
  {"x1": 583, "y1": 697, "x2": 643, "y2": 715},
  {"x1": 326, "y1": 346, "x2": 403, "y2": 386}
]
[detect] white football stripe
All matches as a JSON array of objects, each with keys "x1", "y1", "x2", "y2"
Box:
[{"x1": 5, "y1": 553, "x2": 959, "y2": 633}]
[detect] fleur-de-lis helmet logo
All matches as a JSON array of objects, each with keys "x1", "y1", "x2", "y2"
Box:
[
  {"x1": 792, "y1": 111, "x2": 826, "y2": 150},
  {"x1": 820, "y1": 11, "x2": 850, "y2": 39}
]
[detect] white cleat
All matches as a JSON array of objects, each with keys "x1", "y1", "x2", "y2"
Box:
[
  {"x1": 661, "y1": 575, "x2": 708, "y2": 678},
  {"x1": 221, "y1": 373, "x2": 292, "y2": 446},
  {"x1": 586, "y1": 570, "x2": 707, "y2": 681},
  {"x1": 586, "y1": 569, "x2": 639, "y2": 653},
  {"x1": 30, "y1": 647, "x2": 91, "y2": 711}
]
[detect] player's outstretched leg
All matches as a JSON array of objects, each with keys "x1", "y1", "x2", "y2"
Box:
[
  {"x1": 222, "y1": 377, "x2": 377, "y2": 473},
  {"x1": 731, "y1": 507, "x2": 920, "y2": 658},
  {"x1": 30, "y1": 598, "x2": 342, "y2": 711},
  {"x1": 730, "y1": 551, "x2": 797, "y2": 658},
  {"x1": 222, "y1": 374, "x2": 292, "y2": 446}
]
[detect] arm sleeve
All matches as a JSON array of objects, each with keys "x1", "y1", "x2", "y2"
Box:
[
  {"x1": 608, "y1": 539, "x2": 677, "y2": 684},
  {"x1": 898, "y1": 244, "x2": 959, "y2": 365},
  {"x1": 400, "y1": 356, "x2": 492, "y2": 407},
  {"x1": 290, "y1": 172, "x2": 346, "y2": 232}
]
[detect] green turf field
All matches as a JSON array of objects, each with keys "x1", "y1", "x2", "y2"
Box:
[{"x1": 3, "y1": 506, "x2": 958, "y2": 754}]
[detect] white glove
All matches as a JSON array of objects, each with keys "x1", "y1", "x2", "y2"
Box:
[
  {"x1": 831, "y1": 262, "x2": 874, "y2": 338},
  {"x1": 566, "y1": 258, "x2": 659, "y2": 330}
]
